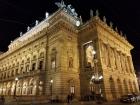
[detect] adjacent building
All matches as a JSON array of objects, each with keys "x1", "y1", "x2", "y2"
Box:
[{"x1": 0, "y1": 1, "x2": 139, "y2": 102}]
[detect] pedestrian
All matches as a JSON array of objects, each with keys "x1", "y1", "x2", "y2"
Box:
[
  {"x1": 70, "y1": 93, "x2": 73, "y2": 101},
  {"x1": 0, "y1": 96, "x2": 2, "y2": 104},
  {"x1": 67, "y1": 94, "x2": 70, "y2": 103},
  {"x1": 1, "y1": 96, "x2": 5, "y2": 105}
]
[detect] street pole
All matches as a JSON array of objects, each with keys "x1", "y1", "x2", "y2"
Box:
[
  {"x1": 91, "y1": 50, "x2": 103, "y2": 103},
  {"x1": 14, "y1": 77, "x2": 18, "y2": 98},
  {"x1": 50, "y1": 79, "x2": 53, "y2": 102}
]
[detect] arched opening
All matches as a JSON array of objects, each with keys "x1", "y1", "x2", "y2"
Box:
[
  {"x1": 123, "y1": 79, "x2": 129, "y2": 94},
  {"x1": 109, "y1": 77, "x2": 117, "y2": 100},
  {"x1": 85, "y1": 45, "x2": 95, "y2": 68},
  {"x1": 22, "y1": 81, "x2": 28, "y2": 95},
  {"x1": 129, "y1": 80, "x2": 133, "y2": 93},
  {"x1": 117, "y1": 79, "x2": 123, "y2": 97},
  {"x1": 28, "y1": 78, "x2": 37, "y2": 95},
  {"x1": 133, "y1": 81, "x2": 138, "y2": 93},
  {"x1": 68, "y1": 79, "x2": 75, "y2": 99},
  {"x1": 51, "y1": 48, "x2": 57, "y2": 70}
]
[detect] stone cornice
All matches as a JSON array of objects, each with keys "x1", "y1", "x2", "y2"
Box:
[
  {"x1": 0, "y1": 11, "x2": 79, "y2": 60},
  {"x1": 78, "y1": 16, "x2": 133, "y2": 50},
  {"x1": 7, "y1": 8, "x2": 79, "y2": 50},
  {"x1": 92, "y1": 16, "x2": 134, "y2": 50}
]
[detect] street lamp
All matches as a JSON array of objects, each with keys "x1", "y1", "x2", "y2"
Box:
[
  {"x1": 14, "y1": 77, "x2": 18, "y2": 98},
  {"x1": 50, "y1": 79, "x2": 53, "y2": 102},
  {"x1": 90, "y1": 50, "x2": 103, "y2": 103}
]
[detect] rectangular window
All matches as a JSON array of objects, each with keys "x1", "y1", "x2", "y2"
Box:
[
  {"x1": 51, "y1": 60, "x2": 55, "y2": 69},
  {"x1": 70, "y1": 86, "x2": 75, "y2": 94},
  {"x1": 26, "y1": 65, "x2": 29, "y2": 72},
  {"x1": 21, "y1": 67, "x2": 23, "y2": 73},
  {"x1": 39, "y1": 61, "x2": 43, "y2": 69},
  {"x1": 16, "y1": 69, "x2": 18, "y2": 74},
  {"x1": 32, "y1": 63, "x2": 36, "y2": 70}
]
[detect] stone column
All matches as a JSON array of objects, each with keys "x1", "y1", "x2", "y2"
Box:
[
  {"x1": 111, "y1": 48, "x2": 116, "y2": 69},
  {"x1": 18, "y1": 61, "x2": 21, "y2": 74},
  {"x1": 107, "y1": 44, "x2": 111, "y2": 67},
  {"x1": 113, "y1": 49, "x2": 118, "y2": 70},
  {"x1": 128, "y1": 56, "x2": 134, "y2": 73},
  {"x1": 113, "y1": 48, "x2": 118, "y2": 69},
  {"x1": 124, "y1": 55, "x2": 129, "y2": 73},
  {"x1": 120, "y1": 52, "x2": 124, "y2": 73},
  {"x1": 122, "y1": 54, "x2": 126, "y2": 73},
  {"x1": 117, "y1": 52, "x2": 122, "y2": 73},
  {"x1": 100, "y1": 41, "x2": 105, "y2": 65},
  {"x1": 36, "y1": 52, "x2": 39, "y2": 71}
]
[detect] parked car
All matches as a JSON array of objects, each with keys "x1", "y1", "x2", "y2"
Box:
[
  {"x1": 120, "y1": 94, "x2": 136, "y2": 103},
  {"x1": 132, "y1": 94, "x2": 140, "y2": 102}
]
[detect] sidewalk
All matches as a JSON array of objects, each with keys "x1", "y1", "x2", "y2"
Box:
[{"x1": 5, "y1": 100, "x2": 140, "y2": 105}]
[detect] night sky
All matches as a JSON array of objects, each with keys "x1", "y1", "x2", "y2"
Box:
[{"x1": 0, "y1": 0, "x2": 139, "y2": 72}]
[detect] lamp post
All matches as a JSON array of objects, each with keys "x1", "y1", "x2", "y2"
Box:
[
  {"x1": 90, "y1": 50, "x2": 103, "y2": 103},
  {"x1": 14, "y1": 77, "x2": 18, "y2": 98},
  {"x1": 50, "y1": 79, "x2": 53, "y2": 102}
]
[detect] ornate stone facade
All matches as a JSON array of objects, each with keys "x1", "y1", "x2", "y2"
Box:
[
  {"x1": 0, "y1": 2, "x2": 139, "y2": 102},
  {"x1": 137, "y1": 72, "x2": 140, "y2": 90}
]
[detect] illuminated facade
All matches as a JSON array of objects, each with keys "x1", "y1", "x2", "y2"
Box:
[
  {"x1": 0, "y1": 1, "x2": 139, "y2": 102},
  {"x1": 137, "y1": 72, "x2": 140, "y2": 89}
]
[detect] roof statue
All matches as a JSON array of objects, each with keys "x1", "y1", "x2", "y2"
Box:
[
  {"x1": 20, "y1": 32, "x2": 23, "y2": 36},
  {"x1": 115, "y1": 26, "x2": 118, "y2": 32},
  {"x1": 45, "y1": 12, "x2": 49, "y2": 18},
  {"x1": 55, "y1": 0, "x2": 78, "y2": 18},
  {"x1": 110, "y1": 22, "x2": 113, "y2": 28},
  {"x1": 90, "y1": 9, "x2": 93, "y2": 17},
  {"x1": 80, "y1": 16, "x2": 83, "y2": 24},
  {"x1": 55, "y1": 0, "x2": 66, "y2": 8},
  {"x1": 124, "y1": 34, "x2": 127, "y2": 40},
  {"x1": 120, "y1": 31, "x2": 123, "y2": 36},
  {"x1": 103, "y1": 16, "x2": 106, "y2": 23},
  {"x1": 35, "y1": 20, "x2": 39, "y2": 25},
  {"x1": 96, "y1": 9, "x2": 99, "y2": 16},
  {"x1": 27, "y1": 26, "x2": 30, "y2": 31},
  {"x1": 67, "y1": 4, "x2": 78, "y2": 18}
]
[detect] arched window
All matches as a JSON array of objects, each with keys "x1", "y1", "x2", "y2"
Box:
[
  {"x1": 68, "y1": 79, "x2": 75, "y2": 95},
  {"x1": 39, "y1": 52, "x2": 44, "y2": 58},
  {"x1": 38, "y1": 52, "x2": 44, "y2": 70},
  {"x1": 38, "y1": 61, "x2": 43, "y2": 70},
  {"x1": 26, "y1": 65, "x2": 30, "y2": 72},
  {"x1": 27, "y1": 58, "x2": 30, "y2": 63},
  {"x1": 33, "y1": 55, "x2": 37, "y2": 61},
  {"x1": 51, "y1": 48, "x2": 57, "y2": 69},
  {"x1": 32, "y1": 63, "x2": 36, "y2": 71},
  {"x1": 25, "y1": 58, "x2": 30, "y2": 72},
  {"x1": 22, "y1": 82, "x2": 28, "y2": 95},
  {"x1": 32, "y1": 55, "x2": 37, "y2": 71}
]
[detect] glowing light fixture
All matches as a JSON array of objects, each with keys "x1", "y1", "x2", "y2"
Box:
[{"x1": 76, "y1": 20, "x2": 80, "y2": 26}]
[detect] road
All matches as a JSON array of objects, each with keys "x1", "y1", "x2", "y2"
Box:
[{"x1": 5, "y1": 101, "x2": 140, "y2": 105}]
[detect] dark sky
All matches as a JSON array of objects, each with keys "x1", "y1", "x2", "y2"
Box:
[{"x1": 0, "y1": 0, "x2": 139, "y2": 71}]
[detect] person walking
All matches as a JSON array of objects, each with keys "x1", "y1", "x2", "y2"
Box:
[
  {"x1": 1, "y1": 96, "x2": 5, "y2": 105},
  {"x1": 67, "y1": 94, "x2": 70, "y2": 103}
]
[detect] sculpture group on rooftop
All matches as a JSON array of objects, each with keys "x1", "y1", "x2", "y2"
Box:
[{"x1": 55, "y1": 0, "x2": 78, "y2": 18}]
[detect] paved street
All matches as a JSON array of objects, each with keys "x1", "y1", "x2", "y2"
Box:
[{"x1": 5, "y1": 101, "x2": 140, "y2": 105}]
